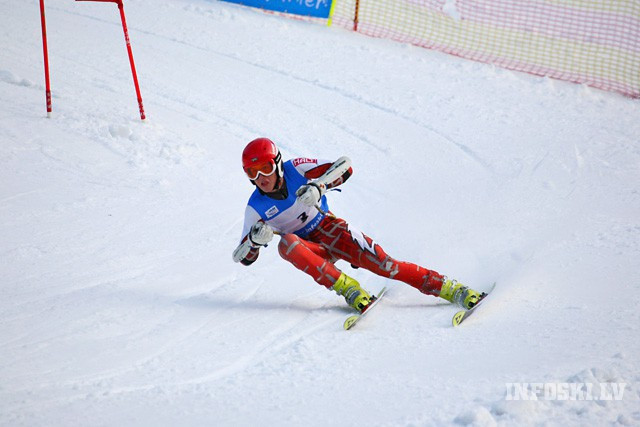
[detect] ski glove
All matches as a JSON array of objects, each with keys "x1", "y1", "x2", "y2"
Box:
[
  {"x1": 296, "y1": 182, "x2": 326, "y2": 207},
  {"x1": 249, "y1": 221, "x2": 274, "y2": 247}
]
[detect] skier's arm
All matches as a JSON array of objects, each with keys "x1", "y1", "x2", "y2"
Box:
[
  {"x1": 293, "y1": 157, "x2": 353, "y2": 189},
  {"x1": 295, "y1": 156, "x2": 353, "y2": 206},
  {"x1": 233, "y1": 236, "x2": 260, "y2": 266},
  {"x1": 233, "y1": 206, "x2": 272, "y2": 266}
]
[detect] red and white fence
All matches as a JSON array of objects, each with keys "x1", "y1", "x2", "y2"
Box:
[{"x1": 330, "y1": 0, "x2": 640, "y2": 98}]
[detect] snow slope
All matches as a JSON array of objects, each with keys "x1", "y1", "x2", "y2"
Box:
[{"x1": 1, "y1": 0, "x2": 639, "y2": 425}]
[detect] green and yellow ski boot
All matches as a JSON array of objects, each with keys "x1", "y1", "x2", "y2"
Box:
[
  {"x1": 332, "y1": 272, "x2": 372, "y2": 313},
  {"x1": 440, "y1": 278, "x2": 483, "y2": 310}
]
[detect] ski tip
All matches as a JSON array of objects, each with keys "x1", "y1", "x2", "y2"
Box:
[
  {"x1": 343, "y1": 287, "x2": 388, "y2": 331},
  {"x1": 452, "y1": 310, "x2": 465, "y2": 327},
  {"x1": 344, "y1": 315, "x2": 359, "y2": 330}
]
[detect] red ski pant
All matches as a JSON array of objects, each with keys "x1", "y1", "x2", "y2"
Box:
[{"x1": 277, "y1": 216, "x2": 445, "y2": 296}]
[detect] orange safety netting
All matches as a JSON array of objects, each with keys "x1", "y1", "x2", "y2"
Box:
[{"x1": 330, "y1": 0, "x2": 640, "y2": 98}]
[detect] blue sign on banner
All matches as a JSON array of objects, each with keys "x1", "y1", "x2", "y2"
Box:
[{"x1": 220, "y1": 0, "x2": 333, "y2": 19}]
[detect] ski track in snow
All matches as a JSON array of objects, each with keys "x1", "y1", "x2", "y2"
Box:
[{"x1": 1, "y1": 0, "x2": 640, "y2": 425}]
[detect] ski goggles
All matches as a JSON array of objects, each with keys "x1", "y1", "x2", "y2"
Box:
[{"x1": 244, "y1": 160, "x2": 276, "y2": 180}]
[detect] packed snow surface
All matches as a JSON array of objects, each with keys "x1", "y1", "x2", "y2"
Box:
[{"x1": 1, "y1": 0, "x2": 639, "y2": 425}]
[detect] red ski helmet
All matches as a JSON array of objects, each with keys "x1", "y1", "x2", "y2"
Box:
[{"x1": 242, "y1": 138, "x2": 283, "y2": 181}]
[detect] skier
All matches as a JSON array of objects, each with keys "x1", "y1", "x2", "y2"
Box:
[{"x1": 232, "y1": 137, "x2": 483, "y2": 314}]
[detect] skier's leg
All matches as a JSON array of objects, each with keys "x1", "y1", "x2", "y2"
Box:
[
  {"x1": 311, "y1": 217, "x2": 444, "y2": 294},
  {"x1": 278, "y1": 233, "x2": 339, "y2": 288},
  {"x1": 278, "y1": 234, "x2": 371, "y2": 312},
  {"x1": 309, "y1": 217, "x2": 482, "y2": 308}
]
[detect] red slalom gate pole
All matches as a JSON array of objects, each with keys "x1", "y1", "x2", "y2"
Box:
[
  {"x1": 354, "y1": 0, "x2": 360, "y2": 32},
  {"x1": 39, "y1": 0, "x2": 52, "y2": 117},
  {"x1": 116, "y1": 0, "x2": 145, "y2": 120},
  {"x1": 76, "y1": 0, "x2": 146, "y2": 120}
]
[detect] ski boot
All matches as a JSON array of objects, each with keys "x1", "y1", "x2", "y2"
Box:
[
  {"x1": 440, "y1": 279, "x2": 483, "y2": 310},
  {"x1": 331, "y1": 272, "x2": 372, "y2": 313}
]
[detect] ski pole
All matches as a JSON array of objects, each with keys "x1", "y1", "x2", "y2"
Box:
[{"x1": 315, "y1": 204, "x2": 336, "y2": 219}]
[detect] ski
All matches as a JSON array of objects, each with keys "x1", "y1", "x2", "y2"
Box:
[
  {"x1": 452, "y1": 283, "x2": 496, "y2": 327},
  {"x1": 343, "y1": 287, "x2": 387, "y2": 330}
]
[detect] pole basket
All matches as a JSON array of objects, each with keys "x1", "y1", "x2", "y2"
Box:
[{"x1": 76, "y1": 0, "x2": 146, "y2": 120}]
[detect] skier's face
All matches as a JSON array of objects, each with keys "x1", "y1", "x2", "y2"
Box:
[{"x1": 255, "y1": 171, "x2": 278, "y2": 193}]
